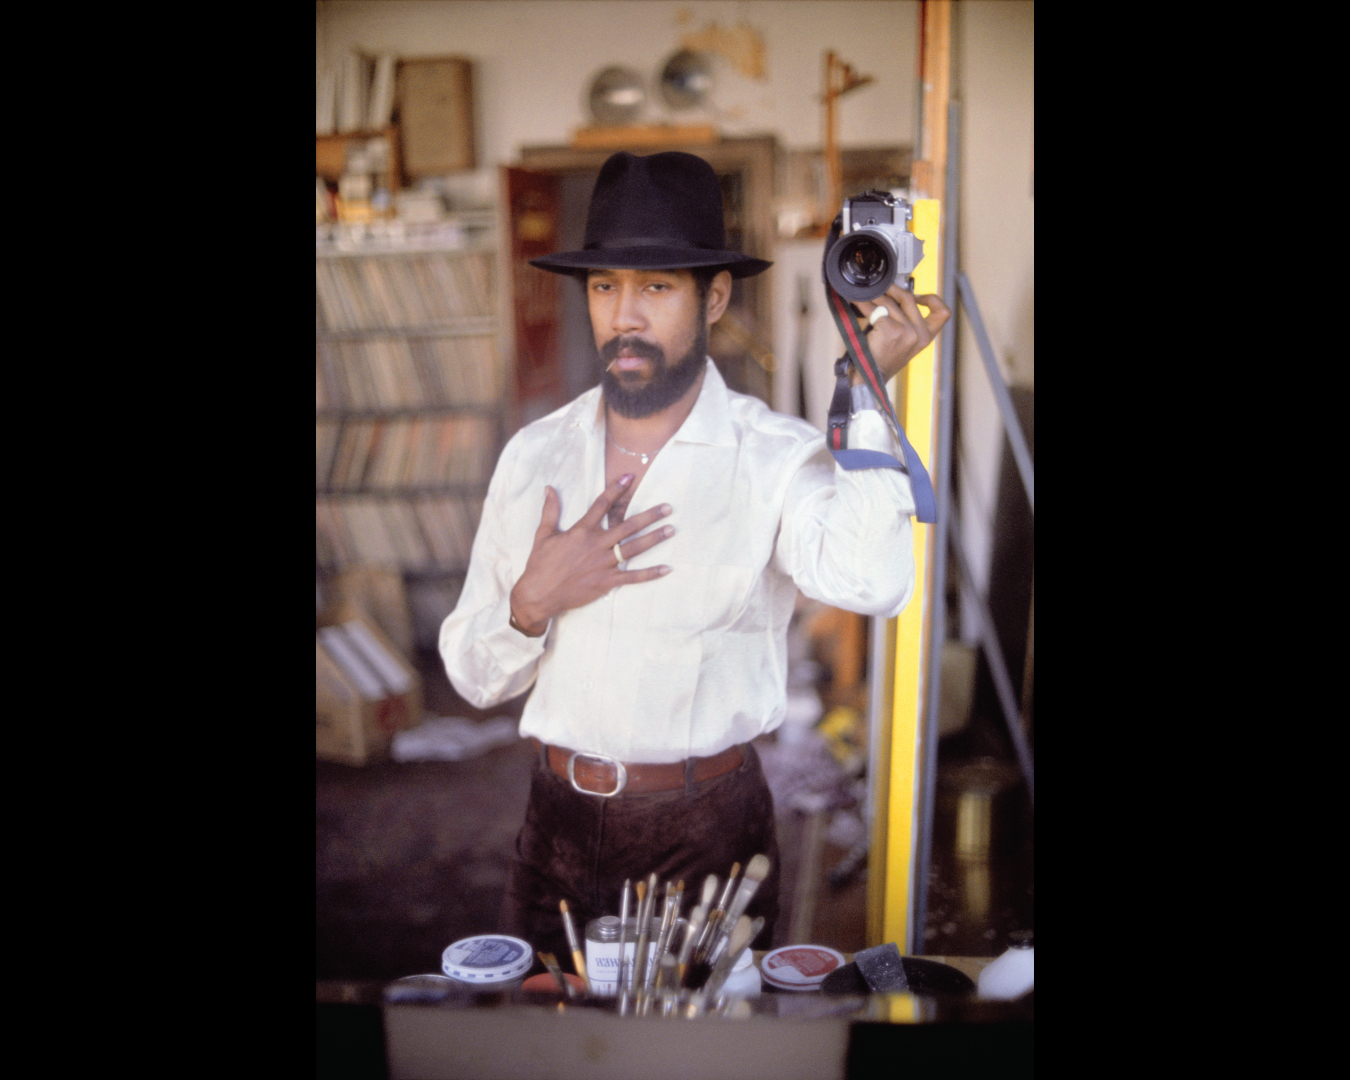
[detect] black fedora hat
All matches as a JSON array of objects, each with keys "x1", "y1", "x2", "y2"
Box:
[{"x1": 529, "y1": 151, "x2": 771, "y2": 279}]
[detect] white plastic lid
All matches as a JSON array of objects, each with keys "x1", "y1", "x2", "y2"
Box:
[
  {"x1": 760, "y1": 945, "x2": 845, "y2": 990},
  {"x1": 441, "y1": 935, "x2": 533, "y2": 984}
]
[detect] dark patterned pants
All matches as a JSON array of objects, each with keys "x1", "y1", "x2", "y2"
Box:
[{"x1": 498, "y1": 741, "x2": 781, "y2": 969}]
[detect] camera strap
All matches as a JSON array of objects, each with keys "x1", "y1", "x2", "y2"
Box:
[{"x1": 823, "y1": 282, "x2": 937, "y2": 523}]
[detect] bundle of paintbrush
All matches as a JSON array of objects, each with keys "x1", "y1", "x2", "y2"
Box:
[{"x1": 599, "y1": 853, "x2": 771, "y2": 1015}]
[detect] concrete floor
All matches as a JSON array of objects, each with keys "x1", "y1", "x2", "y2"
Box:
[{"x1": 316, "y1": 649, "x2": 1032, "y2": 982}]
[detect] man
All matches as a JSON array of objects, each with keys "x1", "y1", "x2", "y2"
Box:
[{"x1": 440, "y1": 151, "x2": 949, "y2": 967}]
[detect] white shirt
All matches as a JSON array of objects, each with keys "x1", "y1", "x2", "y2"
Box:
[{"x1": 439, "y1": 360, "x2": 915, "y2": 764}]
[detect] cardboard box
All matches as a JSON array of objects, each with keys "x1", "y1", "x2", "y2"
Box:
[
  {"x1": 325, "y1": 563, "x2": 415, "y2": 658},
  {"x1": 317, "y1": 615, "x2": 422, "y2": 765}
]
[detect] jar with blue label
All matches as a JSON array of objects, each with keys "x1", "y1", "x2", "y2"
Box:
[{"x1": 441, "y1": 934, "x2": 533, "y2": 991}]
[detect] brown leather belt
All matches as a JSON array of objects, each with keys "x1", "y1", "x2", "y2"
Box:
[{"x1": 537, "y1": 740, "x2": 744, "y2": 797}]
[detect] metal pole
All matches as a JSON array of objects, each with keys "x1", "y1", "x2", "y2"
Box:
[
  {"x1": 911, "y1": 98, "x2": 962, "y2": 955},
  {"x1": 955, "y1": 272, "x2": 1034, "y2": 515},
  {"x1": 949, "y1": 503, "x2": 1035, "y2": 805},
  {"x1": 866, "y1": 613, "x2": 887, "y2": 829}
]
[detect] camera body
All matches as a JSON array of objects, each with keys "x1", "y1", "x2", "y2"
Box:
[{"x1": 824, "y1": 191, "x2": 924, "y2": 302}]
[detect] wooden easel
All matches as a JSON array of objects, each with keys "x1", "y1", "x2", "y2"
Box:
[{"x1": 820, "y1": 51, "x2": 874, "y2": 232}]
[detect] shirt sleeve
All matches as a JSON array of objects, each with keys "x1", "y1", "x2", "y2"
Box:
[
  {"x1": 826, "y1": 384, "x2": 908, "y2": 470},
  {"x1": 773, "y1": 414, "x2": 917, "y2": 619},
  {"x1": 437, "y1": 439, "x2": 550, "y2": 709}
]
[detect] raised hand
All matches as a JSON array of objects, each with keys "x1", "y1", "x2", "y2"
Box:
[
  {"x1": 507, "y1": 474, "x2": 675, "y2": 637},
  {"x1": 856, "y1": 286, "x2": 952, "y2": 383}
]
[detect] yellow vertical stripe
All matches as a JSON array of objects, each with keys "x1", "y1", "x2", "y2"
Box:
[
  {"x1": 886, "y1": 993, "x2": 922, "y2": 1023},
  {"x1": 876, "y1": 199, "x2": 942, "y2": 952}
]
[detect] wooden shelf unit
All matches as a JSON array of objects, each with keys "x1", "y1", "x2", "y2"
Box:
[{"x1": 315, "y1": 227, "x2": 506, "y2": 586}]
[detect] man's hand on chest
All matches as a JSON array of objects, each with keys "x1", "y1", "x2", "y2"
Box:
[{"x1": 508, "y1": 474, "x2": 676, "y2": 636}]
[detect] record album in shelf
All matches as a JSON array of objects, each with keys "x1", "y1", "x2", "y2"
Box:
[{"x1": 316, "y1": 233, "x2": 505, "y2": 620}]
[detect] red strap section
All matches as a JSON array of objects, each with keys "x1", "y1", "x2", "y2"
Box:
[{"x1": 828, "y1": 289, "x2": 890, "y2": 408}]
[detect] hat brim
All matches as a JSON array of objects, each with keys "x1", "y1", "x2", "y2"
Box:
[{"x1": 530, "y1": 246, "x2": 771, "y2": 279}]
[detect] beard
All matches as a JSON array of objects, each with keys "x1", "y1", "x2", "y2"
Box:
[{"x1": 599, "y1": 319, "x2": 709, "y2": 419}]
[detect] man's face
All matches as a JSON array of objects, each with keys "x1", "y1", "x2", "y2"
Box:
[{"x1": 589, "y1": 268, "x2": 709, "y2": 419}]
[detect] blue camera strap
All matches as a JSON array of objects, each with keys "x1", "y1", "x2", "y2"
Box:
[{"x1": 824, "y1": 283, "x2": 937, "y2": 524}]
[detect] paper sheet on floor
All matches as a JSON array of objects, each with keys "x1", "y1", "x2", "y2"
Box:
[{"x1": 391, "y1": 716, "x2": 520, "y2": 762}]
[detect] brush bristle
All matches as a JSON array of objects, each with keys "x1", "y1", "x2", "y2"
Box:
[
  {"x1": 701, "y1": 875, "x2": 718, "y2": 906},
  {"x1": 743, "y1": 853, "x2": 770, "y2": 883},
  {"x1": 724, "y1": 915, "x2": 753, "y2": 958},
  {"x1": 559, "y1": 899, "x2": 569, "y2": 912}
]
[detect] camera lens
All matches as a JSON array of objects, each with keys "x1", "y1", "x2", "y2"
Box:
[
  {"x1": 826, "y1": 229, "x2": 899, "y2": 301},
  {"x1": 838, "y1": 236, "x2": 891, "y2": 289}
]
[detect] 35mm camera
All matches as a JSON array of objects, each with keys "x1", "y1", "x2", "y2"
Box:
[{"x1": 824, "y1": 191, "x2": 924, "y2": 303}]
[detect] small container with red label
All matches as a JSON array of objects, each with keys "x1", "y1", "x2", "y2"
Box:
[{"x1": 760, "y1": 945, "x2": 846, "y2": 991}]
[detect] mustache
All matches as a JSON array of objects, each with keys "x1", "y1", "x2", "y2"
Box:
[{"x1": 599, "y1": 336, "x2": 666, "y2": 366}]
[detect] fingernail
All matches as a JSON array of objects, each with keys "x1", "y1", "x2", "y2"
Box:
[
  {"x1": 658, "y1": 566, "x2": 671, "y2": 576},
  {"x1": 661, "y1": 504, "x2": 672, "y2": 515},
  {"x1": 663, "y1": 526, "x2": 675, "y2": 538},
  {"x1": 620, "y1": 474, "x2": 634, "y2": 486}
]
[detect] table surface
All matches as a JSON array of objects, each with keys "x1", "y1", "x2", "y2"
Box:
[
  {"x1": 379, "y1": 957, "x2": 1025, "y2": 1080},
  {"x1": 317, "y1": 954, "x2": 997, "y2": 1004}
]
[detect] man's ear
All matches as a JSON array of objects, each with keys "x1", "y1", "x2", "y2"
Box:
[{"x1": 705, "y1": 270, "x2": 733, "y2": 325}]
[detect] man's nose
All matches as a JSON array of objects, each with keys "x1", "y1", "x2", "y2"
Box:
[{"x1": 611, "y1": 283, "x2": 646, "y2": 334}]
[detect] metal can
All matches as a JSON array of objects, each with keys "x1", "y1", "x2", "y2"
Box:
[{"x1": 584, "y1": 916, "x2": 666, "y2": 996}]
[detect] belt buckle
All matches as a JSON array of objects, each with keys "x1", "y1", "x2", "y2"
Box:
[{"x1": 567, "y1": 751, "x2": 628, "y2": 797}]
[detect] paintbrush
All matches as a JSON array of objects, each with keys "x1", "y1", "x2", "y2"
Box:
[
  {"x1": 615, "y1": 878, "x2": 631, "y2": 996},
  {"x1": 694, "y1": 862, "x2": 739, "y2": 965},
  {"x1": 644, "y1": 880, "x2": 672, "y2": 991},
  {"x1": 637, "y1": 874, "x2": 662, "y2": 1008},
  {"x1": 559, "y1": 900, "x2": 590, "y2": 993},
  {"x1": 630, "y1": 875, "x2": 654, "y2": 992},
  {"x1": 676, "y1": 902, "x2": 706, "y2": 987},
  {"x1": 657, "y1": 951, "x2": 679, "y2": 993},
  {"x1": 664, "y1": 881, "x2": 687, "y2": 972},
  {"x1": 698, "y1": 873, "x2": 719, "y2": 915},
  {"x1": 537, "y1": 951, "x2": 576, "y2": 998},
  {"x1": 682, "y1": 875, "x2": 717, "y2": 971},
  {"x1": 706, "y1": 854, "x2": 770, "y2": 967},
  {"x1": 701, "y1": 914, "x2": 757, "y2": 1002},
  {"x1": 648, "y1": 880, "x2": 684, "y2": 990}
]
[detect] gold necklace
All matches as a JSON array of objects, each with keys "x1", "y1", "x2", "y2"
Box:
[{"x1": 606, "y1": 429, "x2": 657, "y2": 466}]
